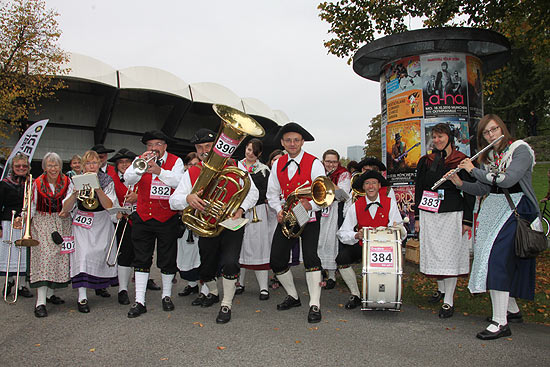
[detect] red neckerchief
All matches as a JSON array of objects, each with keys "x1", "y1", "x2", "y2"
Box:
[
  {"x1": 36, "y1": 173, "x2": 69, "y2": 200},
  {"x1": 426, "y1": 147, "x2": 465, "y2": 170},
  {"x1": 328, "y1": 164, "x2": 348, "y2": 185}
]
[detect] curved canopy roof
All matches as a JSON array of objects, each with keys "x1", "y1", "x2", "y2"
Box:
[{"x1": 118, "y1": 66, "x2": 192, "y2": 99}]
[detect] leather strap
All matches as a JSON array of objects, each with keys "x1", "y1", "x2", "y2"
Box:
[{"x1": 501, "y1": 188, "x2": 520, "y2": 218}]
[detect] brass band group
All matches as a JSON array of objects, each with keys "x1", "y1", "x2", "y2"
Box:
[{"x1": 0, "y1": 106, "x2": 541, "y2": 340}]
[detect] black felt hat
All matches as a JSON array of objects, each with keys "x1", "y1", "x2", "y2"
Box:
[
  {"x1": 108, "y1": 148, "x2": 137, "y2": 163},
  {"x1": 91, "y1": 144, "x2": 115, "y2": 154},
  {"x1": 275, "y1": 122, "x2": 314, "y2": 142},
  {"x1": 357, "y1": 156, "x2": 387, "y2": 172},
  {"x1": 190, "y1": 128, "x2": 216, "y2": 144},
  {"x1": 352, "y1": 170, "x2": 388, "y2": 191},
  {"x1": 141, "y1": 130, "x2": 172, "y2": 144}
]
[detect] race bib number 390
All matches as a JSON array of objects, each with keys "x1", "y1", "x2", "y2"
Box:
[
  {"x1": 213, "y1": 133, "x2": 239, "y2": 158},
  {"x1": 73, "y1": 211, "x2": 94, "y2": 229},
  {"x1": 150, "y1": 178, "x2": 171, "y2": 200},
  {"x1": 418, "y1": 190, "x2": 441, "y2": 213},
  {"x1": 369, "y1": 246, "x2": 394, "y2": 268}
]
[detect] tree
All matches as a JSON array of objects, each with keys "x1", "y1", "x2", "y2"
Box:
[
  {"x1": 363, "y1": 113, "x2": 381, "y2": 159},
  {"x1": 0, "y1": 0, "x2": 68, "y2": 156},
  {"x1": 318, "y1": 0, "x2": 550, "y2": 135}
]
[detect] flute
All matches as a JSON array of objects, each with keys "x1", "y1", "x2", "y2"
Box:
[{"x1": 431, "y1": 135, "x2": 504, "y2": 190}]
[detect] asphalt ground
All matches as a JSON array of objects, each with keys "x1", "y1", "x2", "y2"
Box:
[{"x1": 1, "y1": 264, "x2": 549, "y2": 367}]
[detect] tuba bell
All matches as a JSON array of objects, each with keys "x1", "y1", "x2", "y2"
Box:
[
  {"x1": 181, "y1": 104, "x2": 265, "y2": 237},
  {"x1": 281, "y1": 176, "x2": 335, "y2": 239}
]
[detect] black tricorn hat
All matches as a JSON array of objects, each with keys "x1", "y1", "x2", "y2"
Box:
[
  {"x1": 141, "y1": 130, "x2": 173, "y2": 144},
  {"x1": 190, "y1": 128, "x2": 216, "y2": 144},
  {"x1": 108, "y1": 148, "x2": 137, "y2": 163},
  {"x1": 357, "y1": 156, "x2": 387, "y2": 172},
  {"x1": 352, "y1": 170, "x2": 389, "y2": 191},
  {"x1": 91, "y1": 144, "x2": 115, "y2": 154},
  {"x1": 275, "y1": 122, "x2": 314, "y2": 142}
]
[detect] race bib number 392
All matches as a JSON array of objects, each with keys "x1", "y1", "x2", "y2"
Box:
[
  {"x1": 213, "y1": 133, "x2": 239, "y2": 158},
  {"x1": 369, "y1": 246, "x2": 394, "y2": 268},
  {"x1": 418, "y1": 190, "x2": 441, "y2": 213},
  {"x1": 73, "y1": 211, "x2": 94, "y2": 229},
  {"x1": 150, "y1": 178, "x2": 171, "y2": 200}
]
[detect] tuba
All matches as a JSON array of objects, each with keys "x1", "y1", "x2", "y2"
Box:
[
  {"x1": 181, "y1": 104, "x2": 265, "y2": 237},
  {"x1": 281, "y1": 176, "x2": 335, "y2": 239}
]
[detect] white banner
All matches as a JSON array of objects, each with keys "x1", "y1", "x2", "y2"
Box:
[{"x1": 1, "y1": 119, "x2": 49, "y2": 180}]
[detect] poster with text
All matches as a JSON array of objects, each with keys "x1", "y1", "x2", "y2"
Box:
[
  {"x1": 385, "y1": 56, "x2": 421, "y2": 101},
  {"x1": 469, "y1": 117, "x2": 480, "y2": 154},
  {"x1": 421, "y1": 54, "x2": 467, "y2": 118},
  {"x1": 424, "y1": 117, "x2": 470, "y2": 156},
  {"x1": 393, "y1": 185, "x2": 415, "y2": 236},
  {"x1": 467, "y1": 55, "x2": 483, "y2": 118},
  {"x1": 387, "y1": 89, "x2": 423, "y2": 123},
  {"x1": 385, "y1": 119, "x2": 421, "y2": 184}
]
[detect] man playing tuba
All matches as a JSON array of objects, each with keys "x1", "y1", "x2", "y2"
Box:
[
  {"x1": 169, "y1": 128, "x2": 258, "y2": 324},
  {"x1": 266, "y1": 122, "x2": 326, "y2": 323}
]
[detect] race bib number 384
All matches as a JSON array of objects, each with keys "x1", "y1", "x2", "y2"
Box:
[
  {"x1": 369, "y1": 246, "x2": 394, "y2": 268},
  {"x1": 213, "y1": 133, "x2": 239, "y2": 158}
]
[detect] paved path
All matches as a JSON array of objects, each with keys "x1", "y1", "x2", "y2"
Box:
[{"x1": 1, "y1": 266, "x2": 549, "y2": 367}]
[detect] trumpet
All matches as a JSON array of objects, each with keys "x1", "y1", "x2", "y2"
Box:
[
  {"x1": 133, "y1": 156, "x2": 156, "y2": 175},
  {"x1": 3, "y1": 211, "x2": 22, "y2": 304},
  {"x1": 105, "y1": 186, "x2": 136, "y2": 267},
  {"x1": 251, "y1": 206, "x2": 261, "y2": 223},
  {"x1": 431, "y1": 135, "x2": 504, "y2": 190}
]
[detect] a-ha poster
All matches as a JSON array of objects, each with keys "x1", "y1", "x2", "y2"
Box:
[{"x1": 385, "y1": 119, "x2": 421, "y2": 185}]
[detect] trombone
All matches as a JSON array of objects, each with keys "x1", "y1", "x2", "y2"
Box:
[
  {"x1": 3, "y1": 211, "x2": 22, "y2": 304},
  {"x1": 105, "y1": 186, "x2": 136, "y2": 267}
]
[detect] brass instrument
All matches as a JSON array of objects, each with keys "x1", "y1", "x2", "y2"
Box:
[
  {"x1": 3, "y1": 210, "x2": 22, "y2": 304},
  {"x1": 251, "y1": 206, "x2": 261, "y2": 223},
  {"x1": 76, "y1": 173, "x2": 100, "y2": 210},
  {"x1": 182, "y1": 104, "x2": 265, "y2": 237},
  {"x1": 133, "y1": 156, "x2": 156, "y2": 175},
  {"x1": 350, "y1": 172, "x2": 365, "y2": 203},
  {"x1": 15, "y1": 175, "x2": 39, "y2": 247},
  {"x1": 105, "y1": 186, "x2": 136, "y2": 267},
  {"x1": 281, "y1": 176, "x2": 335, "y2": 239}
]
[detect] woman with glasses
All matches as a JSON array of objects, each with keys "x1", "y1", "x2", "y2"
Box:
[
  {"x1": 0, "y1": 153, "x2": 34, "y2": 299},
  {"x1": 61, "y1": 150, "x2": 117, "y2": 313},
  {"x1": 448, "y1": 114, "x2": 540, "y2": 340},
  {"x1": 30, "y1": 152, "x2": 72, "y2": 317}
]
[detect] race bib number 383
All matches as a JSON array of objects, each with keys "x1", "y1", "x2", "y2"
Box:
[
  {"x1": 73, "y1": 211, "x2": 94, "y2": 229},
  {"x1": 213, "y1": 133, "x2": 239, "y2": 158},
  {"x1": 418, "y1": 190, "x2": 441, "y2": 213},
  {"x1": 369, "y1": 246, "x2": 394, "y2": 268}
]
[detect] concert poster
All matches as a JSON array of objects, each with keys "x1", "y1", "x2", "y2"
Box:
[
  {"x1": 424, "y1": 117, "x2": 470, "y2": 156},
  {"x1": 380, "y1": 72, "x2": 387, "y2": 119},
  {"x1": 386, "y1": 89, "x2": 424, "y2": 123},
  {"x1": 385, "y1": 119, "x2": 421, "y2": 185},
  {"x1": 384, "y1": 56, "x2": 421, "y2": 101},
  {"x1": 469, "y1": 117, "x2": 480, "y2": 154},
  {"x1": 393, "y1": 185, "x2": 415, "y2": 236},
  {"x1": 381, "y1": 119, "x2": 387, "y2": 167},
  {"x1": 466, "y1": 55, "x2": 483, "y2": 118},
  {"x1": 421, "y1": 54, "x2": 467, "y2": 118}
]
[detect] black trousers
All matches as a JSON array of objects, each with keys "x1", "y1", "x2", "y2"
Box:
[
  {"x1": 198, "y1": 227, "x2": 244, "y2": 282},
  {"x1": 336, "y1": 242, "x2": 362, "y2": 268},
  {"x1": 270, "y1": 212, "x2": 321, "y2": 273},
  {"x1": 131, "y1": 215, "x2": 179, "y2": 274},
  {"x1": 116, "y1": 218, "x2": 135, "y2": 267}
]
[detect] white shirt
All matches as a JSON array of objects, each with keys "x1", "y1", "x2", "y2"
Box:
[
  {"x1": 266, "y1": 150, "x2": 326, "y2": 213},
  {"x1": 124, "y1": 151, "x2": 183, "y2": 189},
  {"x1": 337, "y1": 194, "x2": 403, "y2": 245},
  {"x1": 169, "y1": 160, "x2": 259, "y2": 213}
]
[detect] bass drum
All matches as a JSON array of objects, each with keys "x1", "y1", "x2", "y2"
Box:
[{"x1": 361, "y1": 227, "x2": 403, "y2": 311}]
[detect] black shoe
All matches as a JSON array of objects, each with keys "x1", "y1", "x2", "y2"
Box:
[
  {"x1": 77, "y1": 299, "x2": 90, "y2": 313},
  {"x1": 216, "y1": 306, "x2": 232, "y2": 324},
  {"x1": 147, "y1": 279, "x2": 161, "y2": 290},
  {"x1": 162, "y1": 296, "x2": 175, "y2": 311},
  {"x1": 18, "y1": 286, "x2": 34, "y2": 298},
  {"x1": 476, "y1": 321, "x2": 512, "y2": 340},
  {"x1": 324, "y1": 279, "x2": 336, "y2": 290},
  {"x1": 439, "y1": 303, "x2": 455, "y2": 318},
  {"x1": 345, "y1": 295, "x2": 362, "y2": 310},
  {"x1": 46, "y1": 295, "x2": 65, "y2": 305},
  {"x1": 128, "y1": 302, "x2": 147, "y2": 318},
  {"x1": 235, "y1": 284, "x2": 245, "y2": 295},
  {"x1": 95, "y1": 288, "x2": 110, "y2": 298},
  {"x1": 34, "y1": 304, "x2": 48, "y2": 318},
  {"x1": 118, "y1": 290, "x2": 130, "y2": 305},
  {"x1": 259, "y1": 289, "x2": 270, "y2": 301},
  {"x1": 201, "y1": 293, "x2": 220, "y2": 308},
  {"x1": 178, "y1": 284, "x2": 199, "y2": 296},
  {"x1": 486, "y1": 311, "x2": 524, "y2": 324},
  {"x1": 277, "y1": 295, "x2": 301, "y2": 310},
  {"x1": 428, "y1": 290, "x2": 444, "y2": 303},
  {"x1": 191, "y1": 293, "x2": 205, "y2": 306},
  {"x1": 308, "y1": 305, "x2": 322, "y2": 323},
  {"x1": 3, "y1": 279, "x2": 14, "y2": 296}
]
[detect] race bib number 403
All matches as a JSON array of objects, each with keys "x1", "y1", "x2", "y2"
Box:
[
  {"x1": 369, "y1": 246, "x2": 394, "y2": 268},
  {"x1": 73, "y1": 211, "x2": 94, "y2": 229},
  {"x1": 418, "y1": 190, "x2": 441, "y2": 213},
  {"x1": 150, "y1": 178, "x2": 171, "y2": 200},
  {"x1": 213, "y1": 133, "x2": 239, "y2": 158}
]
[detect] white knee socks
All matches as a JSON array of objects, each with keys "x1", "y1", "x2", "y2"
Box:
[
  {"x1": 254, "y1": 270, "x2": 269, "y2": 292},
  {"x1": 443, "y1": 277, "x2": 457, "y2": 306},
  {"x1": 118, "y1": 265, "x2": 132, "y2": 292},
  {"x1": 437, "y1": 279, "x2": 444, "y2": 293},
  {"x1": 306, "y1": 271, "x2": 322, "y2": 307},
  {"x1": 36, "y1": 286, "x2": 47, "y2": 307},
  {"x1": 134, "y1": 271, "x2": 149, "y2": 305},
  {"x1": 205, "y1": 280, "x2": 218, "y2": 296},
  {"x1": 238, "y1": 268, "x2": 246, "y2": 285},
  {"x1": 46, "y1": 287, "x2": 54, "y2": 298},
  {"x1": 78, "y1": 287, "x2": 87, "y2": 302},
  {"x1": 508, "y1": 296, "x2": 520, "y2": 313},
  {"x1": 221, "y1": 278, "x2": 237, "y2": 308},
  {"x1": 276, "y1": 270, "x2": 298, "y2": 299},
  {"x1": 488, "y1": 289, "x2": 509, "y2": 331},
  {"x1": 327, "y1": 269, "x2": 336, "y2": 281},
  {"x1": 339, "y1": 267, "x2": 360, "y2": 297},
  {"x1": 161, "y1": 273, "x2": 174, "y2": 298}
]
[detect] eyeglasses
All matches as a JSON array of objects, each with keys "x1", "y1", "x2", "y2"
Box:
[
  {"x1": 13, "y1": 164, "x2": 29, "y2": 168},
  {"x1": 482, "y1": 126, "x2": 500, "y2": 137},
  {"x1": 146, "y1": 142, "x2": 165, "y2": 148},
  {"x1": 324, "y1": 160, "x2": 339, "y2": 164},
  {"x1": 46, "y1": 164, "x2": 60, "y2": 169},
  {"x1": 85, "y1": 161, "x2": 99, "y2": 166},
  {"x1": 282, "y1": 138, "x2": 303, "y2": 144}
]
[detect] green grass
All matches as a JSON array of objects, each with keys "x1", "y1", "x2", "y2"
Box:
[{"x1": 533, "y1": 162, "x2": 549, "y2": 203}]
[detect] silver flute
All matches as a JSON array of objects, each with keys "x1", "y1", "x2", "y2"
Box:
[{"x1": 431, "y1": 135, "x2": 504, "y2": 190}]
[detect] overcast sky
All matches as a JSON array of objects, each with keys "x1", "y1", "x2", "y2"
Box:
[{"x1": 45, "y1": 0, "x2": 381, "y2": 159}]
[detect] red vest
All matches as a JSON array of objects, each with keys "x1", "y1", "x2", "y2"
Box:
[
  {"x1": 188, "y1": 161, "x2": 242, "y2": 226},
  {"x1": 355, "y1": 195, "x2": 391, "y2": 245},
  {"x1": 136, "y1": 153, "x2": 179, "y2": 222},
  {"x1": 276, "y1": 152, "x2": 317, "y2": 200}
]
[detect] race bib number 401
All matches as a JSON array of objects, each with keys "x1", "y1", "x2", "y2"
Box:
[
  {"x1": 369, "y1": 246, "x2": 394, "y2": 268},
  {"x1": 150, "y1": 178, "x2": 171, "y2": 200},
  {"x1": 213, "y1": 133, "x2": 239, "y2": 158},
  {"x1": 418, "y1": 190, "x2": 441, "y2": 213},
  {"x1": 73, "y1": 211, "x2": 94, "y2": 229}
]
